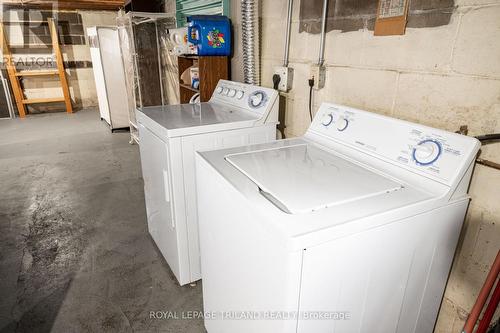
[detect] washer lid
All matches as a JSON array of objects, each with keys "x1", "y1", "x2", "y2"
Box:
[{"x1": 225, "y1": 144, "x2": 404, "y2": 214}]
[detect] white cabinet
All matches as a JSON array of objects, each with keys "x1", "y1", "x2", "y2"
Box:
[{"x1": 88, "y1": 26, "x2": 129, "y2": 131}]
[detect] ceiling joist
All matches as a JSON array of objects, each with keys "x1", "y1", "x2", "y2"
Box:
[{"x1": 0, "y1": 0, "x2": 125, "y2": 11}]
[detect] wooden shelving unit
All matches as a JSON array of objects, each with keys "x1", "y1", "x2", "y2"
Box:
[
  {"x1": 0, "y1": 18, "x2": 72, "y2": 117},
  {"x1": 179, "y1": 83, "x2": 199, "y2": 93},
  {"x1": 178, "y1": 55, "x2": 229, "y2": 103}
]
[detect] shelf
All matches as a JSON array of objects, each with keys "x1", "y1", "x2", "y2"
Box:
[
  {"x1": 22, "y1": 97, "x2": 65, "y2": 104},
  {"x1": 177, "y1": 55, "x2": 228, "y2": 103},
  {"x1": 178, "y1": 55, "x2": 199, "y2": 59},
  {"x1": 179, "y1": 83, "x2": 199, "y2": 93},
  {"x1": 16, "y1": 70, "x2": 59, "y2": 77},
  {"x1": 8, "y1": 44, "x2": 52, "y2": 48}
]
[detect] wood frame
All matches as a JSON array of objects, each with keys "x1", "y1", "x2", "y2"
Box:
[
  {"x1": 0, "y1": 18, "x2": 72, "y2": 118},
  {"x1": 48, "y1": 18, "x2": 72, "y2": 114},
  {"x1": 0, "y1": 22, "x2": 27, "y2": 117}
]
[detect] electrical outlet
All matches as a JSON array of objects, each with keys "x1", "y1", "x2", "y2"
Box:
[
  {"x1": 273, "y1": 66, "x2": 294, "y2": 92},
  {"x1": 310, "y1": 64, "x2": 326, "y2": 90}
]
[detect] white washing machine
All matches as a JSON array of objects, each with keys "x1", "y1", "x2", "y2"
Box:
[
  {"x1": 136, "y1": 80, "x2": 278, "y2": 286},
  {"x1": 196, "y1": 103, "x2": 480, "y2": 333}
]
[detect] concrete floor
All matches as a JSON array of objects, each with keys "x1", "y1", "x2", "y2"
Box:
[{"x1": 0, "y1": 110, "x2": 204, "y2": 333}]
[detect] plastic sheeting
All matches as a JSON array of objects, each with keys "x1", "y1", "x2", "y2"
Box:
[{"x1": 117, "y1": 11, "x2": 179, "y2": 143}]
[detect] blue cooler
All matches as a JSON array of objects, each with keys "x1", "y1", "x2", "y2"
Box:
[{"x1": 187, "y1": 15, "x2": 231, "y2": 56}]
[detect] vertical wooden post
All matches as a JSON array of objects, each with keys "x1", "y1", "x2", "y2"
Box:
[
  {"x1": 48, "y1": 18, "x2": 72, "y2": 114},
  {"x1": 0, "y1": 22, "x2": 27, "y2": 118}
]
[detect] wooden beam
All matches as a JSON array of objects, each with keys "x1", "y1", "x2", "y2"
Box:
[
  {"x1": 1, "y1": 0, "x2": 124, "y2": 11},
  {"x1": 48, "y1": 18, "x2": 72, "y2": 114},
  {"x1": 22, "y1": 97, "x2": 65, "y2": 104},
  {"x1": 15, "y1": 70, "x2": 59, "y2": 76},
  {"x1": 0, "y1": 22, "x2": 27, "y2": 118}
]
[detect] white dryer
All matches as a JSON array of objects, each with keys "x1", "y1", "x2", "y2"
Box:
[
  {"x1": 196, "y1": 103, "x2": 480, "y2": 333},
  {"x1": 136, "y1": 80, "x2": 278, "y2": 285}
]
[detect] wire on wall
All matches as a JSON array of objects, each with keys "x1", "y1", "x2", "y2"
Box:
[{"x1": 308, "y1": 79, "x2": 314, "y2": 122}]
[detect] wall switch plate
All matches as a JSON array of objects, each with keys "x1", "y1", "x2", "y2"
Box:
[
  {"x1": 310, "y1": 64, "x2": 326, "y2": 90},
  {"x1": 273, "y1": 66, "x2": 294, "y2": 92}
]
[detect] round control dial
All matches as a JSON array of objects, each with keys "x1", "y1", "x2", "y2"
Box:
[
  {"x1": 412, "y1": 139, "x2": 442, "y2": 166},
  {"x1": 216, "y1": 86, "x2": 223, "y2": 94},
  {"x1": 336, "y1": 116, "x2": 349, "y2": 131},
  {"x1": 321, "y1": 113, "x2": 333, "y2": 126},
  {"x1": 236, "y1": 90, "x2": 244, "y2": 99},
  {"x1": 228, "y1": 89, "x2": 236, "y2": 97},
  {"x1": 248, "y1": 91, "x2": 268, "y2": 108}
]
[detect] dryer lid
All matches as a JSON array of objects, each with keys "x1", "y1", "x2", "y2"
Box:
[
  {"x1": 139, "y1": 102, "x2": 260, "y2": 129},
  {"x1": 225, "y1": 144, "x2": 404, "y2": 214}
]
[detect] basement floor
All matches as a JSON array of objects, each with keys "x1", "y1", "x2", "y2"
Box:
[{"x1": 0, "y1": 109, "x2": 204, "y2": 333}]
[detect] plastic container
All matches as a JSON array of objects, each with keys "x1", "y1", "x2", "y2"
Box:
[
  {"x1": 190, "y1": 67, "x2": 199, "y2": 89},
  {"x1": 169, "y1": 27, "x2": 196, "y2": 55},
  {"x1": 187, "y1": 15, "x2": 231, "y2": 56}
]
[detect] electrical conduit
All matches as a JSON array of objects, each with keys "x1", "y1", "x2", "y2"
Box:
[
  {"x1": 283, "y1": 0, "x2": 293, "y2": 67},
  {"x1": 241, "y1": 0, "x2": 260, "y2": 85},
  {"x1": 318, "y1": 0, "x2": 329, "y2": 66}
]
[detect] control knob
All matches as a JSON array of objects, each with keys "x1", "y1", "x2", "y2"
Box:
[
  {"x1": 248, "y1": 91, "x2": 267, "y2": 108},
  {"x1": 336, "y1": 116, "x2": 349, "y2": 131},
  {"x1": 321, "y1": 113, "x2": 334, "y2": 126},
  {"x1": 412, "y1": 139, "x2": 442, "y2": 166}
]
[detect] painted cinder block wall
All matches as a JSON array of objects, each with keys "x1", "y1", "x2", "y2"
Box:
[
  {"x1": 68, "y1": 10, "x2": 118, "y2": 108},
  {"x1": 230, "y1": 0, "x2": 500, "y2": 331}
]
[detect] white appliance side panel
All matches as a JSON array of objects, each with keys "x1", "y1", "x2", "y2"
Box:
[
  {"x1": 297, "y1": 199, "x2": 469, "y2": 333},
  {"x1": 137, "y1": 124, "x2": 181, "y2": 282},
  {"x1": 181, "y1": 124, "x2": 277, "y2": 283},
  {"x1": 196, "y1": 154, "x2": 301, "y2": 333},
  {"x1": 97, "y1": 27, "x2": 130, "y2": 129},
  {"x1": 168, "y1": 137, "x2": 192, "y2": 285},
  {"x1": 88, "y1": 28, "x2": 110, "y2": 125}
]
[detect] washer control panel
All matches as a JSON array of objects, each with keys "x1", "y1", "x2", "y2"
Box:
[
  {"x1": 210, "y1": 80, "x2": 278, "y2": 117},
  {"x1": 309, "y1": 103, "x2": 480, "y2": 185},
  {"x1": 320, "y1": 111, "x2": 350, "y2": 132}
]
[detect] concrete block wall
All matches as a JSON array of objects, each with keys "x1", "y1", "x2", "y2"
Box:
[
  {"x1": 67, "y1": 10, "x2": 118, "y2": 108},
  {"x1": 230, "y1": 0, "x2": 500, "y2": 331},
  {"x1": 2, "y1": 9, "x2": 118, "y2": 111},
  {"x1": 164, "y1": 0, "x2": 177, "y2": 14}
]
